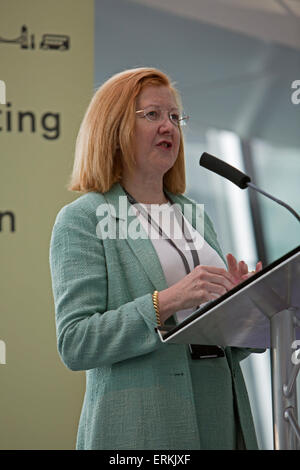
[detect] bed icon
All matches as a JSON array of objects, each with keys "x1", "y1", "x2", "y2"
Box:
[{"x1": 40, "y1": 34, "x2": 70, "y2": 50}]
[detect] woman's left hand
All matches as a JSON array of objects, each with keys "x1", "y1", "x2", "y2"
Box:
[{"x1": 226, "y1": 253, "x2": 262, "y2": 286}]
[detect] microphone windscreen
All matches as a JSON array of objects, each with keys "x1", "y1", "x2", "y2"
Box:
[{"x1": 199, "y1": 152, "x2": 251, "y2": 189}]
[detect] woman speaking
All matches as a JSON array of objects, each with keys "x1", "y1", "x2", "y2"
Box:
[{"x1": 49, "y1": 67, "x2": 262, "y2": 450}]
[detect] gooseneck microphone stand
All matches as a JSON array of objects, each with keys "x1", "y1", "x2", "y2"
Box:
[{"x1": 199, "y1": 152, "x2": 300, "y2": 449}]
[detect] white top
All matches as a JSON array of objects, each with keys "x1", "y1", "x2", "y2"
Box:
[{"x1": 132, "y1": 202, "x2": 226, "y2": 324}]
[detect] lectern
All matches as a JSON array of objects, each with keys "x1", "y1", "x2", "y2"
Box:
[{"x1": 158, "y1": 246, "x2": 300, "y2": 450}]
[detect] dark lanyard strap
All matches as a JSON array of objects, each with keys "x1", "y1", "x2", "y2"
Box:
[
  {"x1": 122, "y1": 189, "x2": 226, "y2": 358},
  {"x1": 122, "y1": 187, "x2": 200, "y2": 274},
  {"x1": 122, "y1": 189, "x2": 226, "y2": 357}
]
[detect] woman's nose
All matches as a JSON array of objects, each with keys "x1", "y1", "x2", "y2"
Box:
[{"x1": 158, "y1": 112, "x2": 175, "y2": 132}]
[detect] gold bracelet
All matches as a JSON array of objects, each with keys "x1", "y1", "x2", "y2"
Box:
[{"x1": 152, "y1": 290, "x2": 161, "y2": 327}]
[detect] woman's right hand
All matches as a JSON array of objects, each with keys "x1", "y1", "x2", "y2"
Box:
[{"x1": 158, "y1": 265, "x2": 236, "y2": 325}]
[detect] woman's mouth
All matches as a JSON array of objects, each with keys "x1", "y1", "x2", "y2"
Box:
[{"x1": 157, "y1": 141, "x2": 172, "y2": 149}]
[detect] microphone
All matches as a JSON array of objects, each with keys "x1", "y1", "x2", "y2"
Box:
[{"x1": 199, "y1": 152, "x2": 300, "y2": 222}]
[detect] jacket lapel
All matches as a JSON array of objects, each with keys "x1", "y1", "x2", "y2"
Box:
[
  {"x1": 103, "y1": 183, "x2": 168, "y2": 292},
  {"x1": 102, "y1": 183, "x2": 222, "y2": 291}
]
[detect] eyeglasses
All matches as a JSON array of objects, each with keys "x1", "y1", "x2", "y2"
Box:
[{"x1": 136, "y1": 105, "x2": 189, "y2": 127}]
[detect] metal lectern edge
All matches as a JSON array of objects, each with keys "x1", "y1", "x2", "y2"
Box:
[
  {"x1": 157, "y1": 246, "x2": 300, "y2": 450},
  {"x1": 157, "y1": 246, "x2": 300, "y2": 349}
]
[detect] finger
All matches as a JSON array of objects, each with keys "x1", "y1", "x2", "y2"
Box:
[
  {"x1": 210, "y1": 292, "x2": 221, "y2": 299},
  {"x1": 196, "y1": 266, "x2": 237, "y2": 287},
  {"x1": 241, "y1": 271, "x2": 257, "y2": 281},
  {"x1": 198, "y1": 291, "x2": 222, "y2": 304},
  {"x1": 256, "y1": 261, "x2": 263, "y2": 271},
  {"x1": 241, "y1": 273, "x2": 252, "y2": 280},
  {"x1": 237, "y1": 262, "x2": 243, "y2": 278},
  {"x1": 195, "y1": 265, "x2": 236, "y2": 284},
  {"x1": 226, "y1": 254, "x2": 240, "y2": 282},
  {"x1": 200, "y1": 281, "x2": 228, "y2": 297},
  {"x1": 226, "y1": 253, "x2": 239, "y2": 275},
  {"x1": 238, "y1": 261, "x2": 248, "y2": 277},
  {"x1": 226, "y1": 253, "x2": 237, "y2": 269},
  {"x1": 198, "y1": 273, "x2": 236, "y2": 291}
]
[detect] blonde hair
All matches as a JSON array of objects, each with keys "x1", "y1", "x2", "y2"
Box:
[{"x1": 68, "y1": 67, "x2": 186, "y2": 194}]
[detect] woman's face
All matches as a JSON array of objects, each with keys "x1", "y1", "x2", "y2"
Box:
[{"x1": 133, "y1": 85, "x2": 181, "y2": 180}]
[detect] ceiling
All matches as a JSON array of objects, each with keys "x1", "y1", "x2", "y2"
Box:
[
  {"x1": 95, "y1": 0, "x2": 300, "y2": 148},
  {"x1": 128, "y1": 0, "x2": 300, "y2": 50}
]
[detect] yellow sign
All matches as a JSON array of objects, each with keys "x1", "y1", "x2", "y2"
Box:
[{"x1": 0, "y1": 0, "x2": 94, "y2": 449}]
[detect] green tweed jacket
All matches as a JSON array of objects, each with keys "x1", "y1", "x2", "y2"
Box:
[{"x1": 49, "y1": 183, "x2": 259, "y2": 450}]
